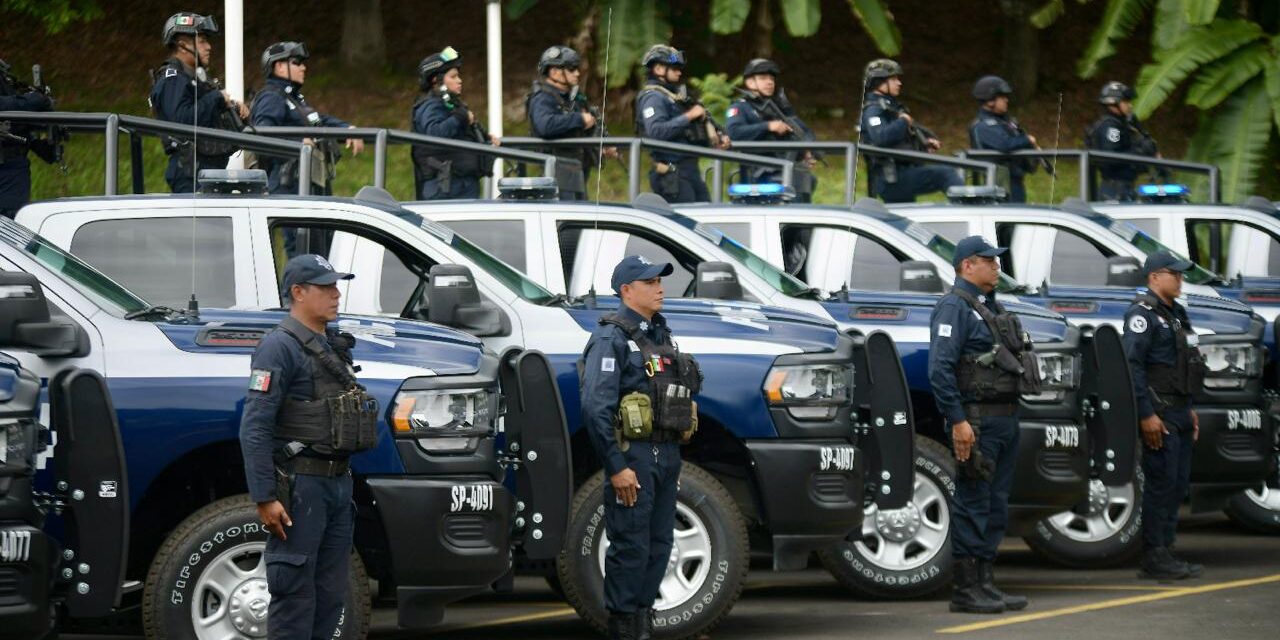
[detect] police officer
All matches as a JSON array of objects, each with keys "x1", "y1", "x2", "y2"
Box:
[
  {"x1": 251, "y1": 42, "x2": 364, "y2": 195},
  {"x1": 1085, "y1": 81, "x2": 1160, "y2": 201},
  {"x1": 635, "y1": 45, "x2": 729, "y2": 204},
  {"x1": 580, "y1": 255, "x2": 702, "y2": 639},
  {"x1": 412, "y1": 46, "x2": 500, "y2": 200},
  {"x1": 860, "y1": 59, "x2": 962, "y2": 203},
  {"x1": 726, "y1": 58, "x2": 818, "y2": 202},
  {"x1": 968, "y1": 75, "x2": 1041, "y2": 204},
  {"x1": 1123, "y1": 251, "x2": 1206, "y2": 581},
  {"x1": 150, "y1": 12, "x2": 248, "y2": 193},
  {"x1": 526, "y1": 45, "x2": 614, "y2": 201},
  {"x1": 240, "y1": 253, "x2": 379, "y2": 640},
  {"x1": 0, "y1": 59, "x2": 52, "y2": 219},
  {"x1": 929, "y1": 236, "x2": 1036, "y2": 614}
]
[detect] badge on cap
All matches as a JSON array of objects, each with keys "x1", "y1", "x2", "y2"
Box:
[
  {"x1": 1128, "y1": 315, "x2": 1148, "y2": 334},
  {"x1": 249, "y1": 369, "x2": 272, "y2": 392},
  {"x1": 315, "y1": 255, "x2": 334, "y2": 270}
]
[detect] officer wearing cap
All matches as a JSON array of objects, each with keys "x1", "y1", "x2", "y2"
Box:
[
  {"x1": 0, "y1": 58, "x2": 53, "y2": 218},
  {"x1": 1123, "y1": 251, "x2": 1206, "y2": 581},
  {"x1": 968, "y1": 75, "x2": 1042, "y2": 204},
  {"x1": 150, "y1": 12, "x2": 249, "y2": 193},
  {"x1": 929, "y1": 236, "x2": 1036, "y2": 615},
  {"x1": 580, "y1": 255, "x2": 702, "y2": 639},
  {"x1": 726, "y1": 58, "x2": 818, "y2": 202},
  {"x1": 1085, "y1": 81, "x2": 1160, "y2": 201},
  {"x1": 860, "y1": 59, "x2": 962, "y2": 203},
  {"x1": 635, "y1": 44, "x2": 729, "y2": 204},
  {"x1": 241, "y1": 254, "x2": 379, "y2": 639},
  {"x1": 251, "y1": 42, "x2": 364, "y2": 195},
  {"x1": 525, "y1": 45, "x2": 614, "y2": 201},
  {"x1": 412, "y1": 46, "x2": 501, "y2": 200}
]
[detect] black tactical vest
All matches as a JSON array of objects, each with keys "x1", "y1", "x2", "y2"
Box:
[
  {"x1": 523, "y1": 81, "x2": 589, "y2": 194},
  {"x1": 150, "y1": 59, "x2": 238, "y2": 159},
  {"x1": 411, "y1": 92, "x2": 486, "y2": 183},
  {"x1": 635, "y1": 83, "x2": 712, "y2": 147},
  {"x1": 1133, "y1": 293, "x2": 1207, "y2": 397},
  {"x1": 951, "y1": 289, "x2": 1042, "y2": 403},
  {"x1": 273, "y1": 317, "x2": 379, "y2": 455},
  {"x1": 600, "y1": 313, "x2": 703, "y2": 433}
]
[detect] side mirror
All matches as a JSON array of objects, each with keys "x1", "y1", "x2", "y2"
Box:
[
  {"x1": 426, "y1": 264, "x2": 505, "y2": 336},
  {"x1": 0, "y1": 271, "x2": 87, "y2": 356},
  {"x1": 1105, "y1": 256, "x2": 1144, "y2": 288},
  {"x1": 694, "y1": 262, "x2": 744, "y2": 300},
  {"x1": 899, "y1": 261, "x2": 944, "y2": 293}
]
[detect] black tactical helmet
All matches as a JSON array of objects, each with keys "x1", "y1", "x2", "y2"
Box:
[
  {"x1": 261, "y1": 41, "x2": 309, "y2": 77},
  {"x1": 972, "y1": 75, "x2": 1013, "y2": 101},
  {"x1": 538, "y1": 45, "x2": 582, "y2": 75},
  {"x1": 864, "y1": 58, "x2": 903, "y2": 87},
  {"x1": 642, "y1": 45, "x2": 685, "y2": 69},
  {"x1": 742, "y1": 58, "x2": 781, "y2": 78},
  {"x1": 163, "y1": 12, "x2": 219, "y2": 47},
  {"x1": 1098, "y1": 81, "x2": 1136, "y2": 105},
  {"x1": 418, "y1": 46, "x2": 462, "y2": 89}
]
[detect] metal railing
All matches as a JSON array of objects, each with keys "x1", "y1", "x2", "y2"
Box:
[
  {"x1": 958, "y1": 148, "x2": 1220, "y2": 203},
  {"x1": 0, "y1": 111, "x2": 314, "y2": 195}
]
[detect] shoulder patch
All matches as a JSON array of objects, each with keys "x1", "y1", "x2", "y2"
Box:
[
  {"x1": 868, "y1": 116, "x2": 882, "y2": 127},
  {"x1": 164, "y1": 67, "x2": 178, "y2": 78},
  {"x1": 983, "y1": 118, "x2": 997, "y2": 125},
  {"x1": 248, "y1": 369, "x2": 272, "y2": 392},
  {"x1": 1106, "y1": 127, "x2": 1121, "y2": 143},
  {"x1": 937, "y1": 324, "x2": 952, "y2": 338},
  {"x1": 643, "y1": 106, "x2": 656, "y2": 119},
  {"x1": 1127, "y1": 315, "x2": 1148, "y2": 334},
  {"x1": 726, "y1": 107, "x2": 738, "y2": 118},
  {"x1": 600, "y1": 357, "x2": 616, "y2": 372}
]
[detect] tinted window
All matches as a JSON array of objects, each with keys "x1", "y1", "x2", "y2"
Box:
[
  {"x1": 440, "y1": 220, "x2": 527, "y2": 271},
  {"x1": 923, "y1": 221, "x2": 969, "y2": 243},
  {"x1": 1050, "y1": 229, "x2": 1108, "y2": 285},
  {"x1": 623, "y1": 235, "x2": 694, "y2": 295},
  {"x1": 712, "y1": 222, "x2": 751, "y2": 248},
  {"x1": 71, "y1": 217, "x2": 235, "y2": 309},
  {"x1": 379, "y1": 249, "x2": 420, "y2": 315},
  {"x1": 849, "y1": 234, "x2": 904, "y2": 291},
  {"x1": 1127, "y1": 218, "x2": 1160, "y2": 238}
]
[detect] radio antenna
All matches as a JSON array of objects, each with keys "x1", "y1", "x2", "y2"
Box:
[
  {"x1": 1048, "y1": 91, "x2": 1063, "y2": 206},
  {"x1": 594, "y1": 7, "x2": 613, "y2": 206},
  {"x1": 851, "y1": 72, "x2": 868, "y2": 201}
]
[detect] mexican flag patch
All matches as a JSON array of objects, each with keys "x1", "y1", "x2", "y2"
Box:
[{"x1": 249, "y1": 369, "x2": 272, "y2": 392}]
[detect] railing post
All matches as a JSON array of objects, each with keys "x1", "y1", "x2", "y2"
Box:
[
  {"x1": 844, "y1": 145, "x2": 856, "y2": 206},
  {"x1": 373, "y1": 129, "x2": 388, "y2": 189},
  {"x1": 297, "y1": 145, "x2": 311, "y2": 196},
  {"x1": 711, "y1": 160, "x2": 723, "y2": 203},
  {"x1": 628, "y1": 140, "x2": 642, "y2": 201},
  {"x1": 1078, "y1": 153, "x2": 1090, "y2": 201},
  {"x1": 1208, "y1": 166, "x2": 1220, "y2": 203},
  {"x1": 104, "y1": 114, "x2": 119, "y2": 195}
]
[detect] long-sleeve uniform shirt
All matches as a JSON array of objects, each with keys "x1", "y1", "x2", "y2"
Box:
[
  {"x1": 636, "y1": 80, "x2": 696, "y2": 164},
  {"x1": 928, "y1": 278, "x2": 1000, "y2": 424},
  {"x1": 1122, "y1": 295, "x2": 1194, "y2": 418},
  {"x1": 250, "y1": 76, "x2": 349, "y2": 191},
  {"x1": 860, "y1": 92, "x2": 913, "y2": 150}
]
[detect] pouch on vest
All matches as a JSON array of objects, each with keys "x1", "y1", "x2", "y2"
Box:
[
  {"x1": 657, "y1": 383, "x2": 695, "y2": 433},
  {"x1": 617, "y1": 391, "x2": 654, "y2": 440}
]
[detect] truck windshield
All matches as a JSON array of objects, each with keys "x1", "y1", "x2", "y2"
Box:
[
  {"x1": 0, "y1": 218, "x2": 148, "y2": 317},
  {"x1": 448, "y1": 233, "x2": 561, "y2": 305},
  {"x1": 1104, "y1": 221, "x2": 1221, "y2": 285},
  {"x1": 712, "y1": 231, "x2": 819, "y2": 298}
]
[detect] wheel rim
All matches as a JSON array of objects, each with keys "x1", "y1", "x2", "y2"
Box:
[
  {"x1": 1046, "y1": 479, "x2": 1135, "y2": 543},
  {"x1": 190, "y1": 541, "x2": 270, "y2": 639},
  {"x1": 597, "y1": 501, "x2": 712, "y2": 611},
  {"x1": 1244, "y1": 483, "x2": 1280, "y2": 511},
  {"x1": 850, "y1": 471, "x2": 949, "y2": 571}
]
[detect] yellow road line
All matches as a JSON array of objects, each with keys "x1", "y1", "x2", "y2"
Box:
[
  {"x1": 1000, "y1": 583, "x2": 1183, "y2": 592},
  {"x1": 937, "y1": 573, "x2": 1280, "y2": 634},
  {"x1": 442, "y1": 606, "x2": 578, "y2": 632}
]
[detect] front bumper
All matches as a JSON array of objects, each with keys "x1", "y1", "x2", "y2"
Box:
[
  {"x1": 745, "y1": 439, "x2": 864, "y2": 570},
  {"x1": 367, "y1": 475, "x2": 514, "y2": 628},
  {"x1": 1009, "y1": 419, "x2": 1091, "y2": 534},
  {"x1": 0, "y1": 524, "x2": 54, "y2": 638}
]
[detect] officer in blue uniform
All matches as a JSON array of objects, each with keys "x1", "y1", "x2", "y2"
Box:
[
  {"x1": 149, "y1": 12, "x2": 248, "y2": 193},
  {"x1": 250, "y1": 42, "x2": 363, "y2": 195},
  {"x1": 1122, "y1": 251, "x2": 1206, "y2": 581},
  {"x1": 929, "y1": 236, "x2": 1034, "y2": 615},
  {"x1": 726, "y1": 58, "x2": 818, "y2": 202},
  {"x1": 860, "y1": 59, "x2": 962, "y2": 203},
  {"x1": 240, "y1": 254, "x2": 378, "y2": 640},
  {"x1": 526, "y1": 45, "x2": 609, "y2": 201},
  {"x1": 968, "y1": 75, "x2": 1040, "y2": 204},
  {"x1": 635, "y1": 45, "x2": 729, "y2": 204},
  {"x1": 412, "y1": 46, "x2": 500, "y2": 200},
  {"x1": 0, "y1": 60, "x2": 52, "y2": 219},
  {"x1": 1085, "y1": 81, "x2": 1160, "y2": 201},
  {"x1": 580, "y1": 255, "x2": 702, "y2": 640}
]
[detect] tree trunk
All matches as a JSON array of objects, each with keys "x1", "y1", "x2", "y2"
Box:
[
  {"x1": 998, "y1": 0, "x2": 1039, "y2": 97},
  {"x1": 341, "y1": 0, "x2": 386, "y2": 69},
  {"x1": 751, "y1": 0, "x2": 775, "y2": 58}
]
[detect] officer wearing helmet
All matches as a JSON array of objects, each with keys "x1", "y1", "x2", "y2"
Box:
[
  {"x1": 725, "y1": 58, "x2": 818, "y2": 202},
  {"x1": 250, "y1": 41, "x2": 364, "y2": 195},
  {"x1": 412, "y1": 46, "x2": 500, "y2": 200},
  {"x1": 525, "y1": 45, "x2": 613, "y2": 201},
  {"x1": 149, "y1": 12, "x2": 248, "y2": 193},
  {"x1": 635, "y1": 44, "x2": 729, "y2": 204},
  {"x1": 0, "y1": 59, "x2": 54, "y2": 218},
  {"x1": 1085, "y1": 81, "x2": 1159, "y2": 201},
  {"x1": 860, "y1": 59, "x2": 962, "y2": 203},
  {"x1": 968, "y1": 75, "x2": 1041, "y2": 203}
]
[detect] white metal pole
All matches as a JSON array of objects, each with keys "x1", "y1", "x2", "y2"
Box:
[
  {"x1": 486, "y1": 0, "x2": 503, "y2": 196},
  {"x1": 225, "y1": 0, "x2": 246, "y2": 169}
]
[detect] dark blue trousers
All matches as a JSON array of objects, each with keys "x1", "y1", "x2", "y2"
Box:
[
  {"x1": 1141, "y1": 407, "x2": 1194, "y2": 549},
  {"x1": 419, "y1": 175, "x2": 480, "y2": 200},
  {"x1": 603, "y1": 441, "x2": 682, "y2": 614},
  {"x1": 949, "y1": 415, "x2": 1020, "y2": 560},
  {"x1": 0, "y1": 158, "x2": 32, "y2": 217},
  {"x1": 872, "y1": 165, "x2": 963, "y2": 203},
  {"x1": 266, "y1": 472, "x2": 354, "y2": 640}
]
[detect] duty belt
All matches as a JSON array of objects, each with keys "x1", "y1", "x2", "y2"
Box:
[
  {"x1": 964, "y1": 402, "x2": 1018, "y2": 418},
  {"x1": 1157, "y1": 394, "x2": 1193, "y2": 411},
  {"x1": 286, "y1": 456, "x2": 350, "y2": 477}
]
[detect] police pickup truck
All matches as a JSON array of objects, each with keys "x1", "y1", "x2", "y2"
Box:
[
  {"x1": 0, "y1": 216, "x2": 573, "y2": 637},
  {"x1": 14, "y1": 178, "x2": 880, "y2": 639},
  {"x1": 895, "y1": 195, "x2": 1279, "y2": 543}
]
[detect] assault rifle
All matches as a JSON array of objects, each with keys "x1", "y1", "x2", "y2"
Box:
[{"x1": 0, "y1": 60, "x2": 68, "y2": 167}]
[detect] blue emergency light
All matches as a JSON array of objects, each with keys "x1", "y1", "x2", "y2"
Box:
[
  {"x1": 726, "y1": 182, "x2": 794, "y2": 204},
  {"x1": 1136, "y1": 183, "x2": 1190, "y2": 202}
]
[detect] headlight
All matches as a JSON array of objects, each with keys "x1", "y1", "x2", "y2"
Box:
[
  {"x1": 1201, "y1": 343, "x2": 1261, "y2": 389},
  {"x1": 1023, "y1": 351, "x2": 1080, "y2": 403},
  {"x1": 763, "y1": 364, "x2": 852, "y2": 421},
  {"x1": 392, "y1": 388, "x2": 498, "y2": 450}
]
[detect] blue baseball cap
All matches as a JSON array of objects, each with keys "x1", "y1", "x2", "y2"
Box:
[
  {"x1": 611, "y1": 255, "x2": 674, "y2": 293},
  {"x1": 281, "y1": 253, "x2": 353, "y2": 297},
  {"x1": 1143, "y1": 251, "x2": 1194, "y2": 276},
  {"x1": 952, "y1": 235, "x2": 1008, "y2": 267}
]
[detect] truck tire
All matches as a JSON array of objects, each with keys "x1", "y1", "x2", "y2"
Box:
[
  {"x1": 1224, "y1": 482, "x2": 1280, "y2": 534},
  {"x1": 557, "y1": 463, "x2": 748, "y2": 639},
  {"x1": 818, "y1": 436, "x2": 955, "y2": 599},
  {"x1": 141, "y1": 494, "x2": 371, "y2": 640},
  {"x1": 1025, "y1": 464, "x2": 1144, "y2": 568}
]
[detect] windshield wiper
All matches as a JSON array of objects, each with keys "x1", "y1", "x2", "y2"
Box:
[
  {"x1": 538, "y1": 293, "x2": 571, "y2": 307},
  {"x1": 124, "y1": 305, "x2": 182, "y2": 320}
]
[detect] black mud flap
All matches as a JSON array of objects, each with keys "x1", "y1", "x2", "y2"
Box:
[
  {"x1": 49, "y1": 368, "x2": 129, "y2": 618},
  {"x1": 499, "y1": 349, "x2": 571, "y2": 560},
  {"x1": 853, "y1": 331, "x2": 915, "y2": 510},
  {"x1": 1081, "y1": 325, "x2": 1138, "y2": 486}
]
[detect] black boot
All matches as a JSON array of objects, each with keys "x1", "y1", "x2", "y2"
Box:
[
  {"x1": 636, "y1": 607, "x2": 653, "y2": 640},
  {"x1": 950, "y1": 558, "x2": 1006, "y2": 614},
  {"x1": 979, "y1": 559, "x2": 1028, "y2": 611},
  {"x1": 1167, "y1": 548, "x2": 1204, "y2": 578},
  {"x1": 1138, "y1": 547, "x2": 1190, "y2": 581},
  {"x1": 608, "y1": 612, "x2": 639, "y2": 640}
]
